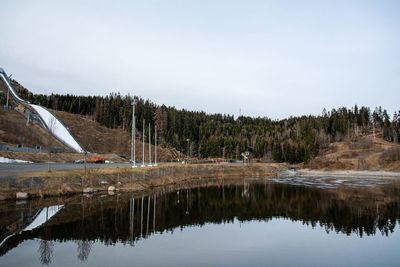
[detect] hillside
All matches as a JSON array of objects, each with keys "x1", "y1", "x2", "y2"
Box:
[
  {"x1": 12, "y1": 82, "x2": 400, "y2": 163},
  {"x1": 1, "y1": 76, "x2": 398, "y2": 167},
  {"x1": 52, "y1": 109, "x2": 178, "y2": 161},
  {"x1": 0, "y1": 108, "x2": 178, "y2": 162},
  {"x1": 0, "y1": 108, "x2": 67, "y2": 150},
  {"x1": 1, "y1": 75, "x2": 179, "y2": 162},
  {"x1": 306, "y1": 134, "x2": 400, "y2": 171}
]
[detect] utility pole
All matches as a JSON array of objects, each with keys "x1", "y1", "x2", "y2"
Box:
[
  {"x1": 131, "y1": 100, "x2": 137, "y2": 167},
  {"x1": 141, "y1": 119, "x2": 145, "y2": 167},
  {"x1": 154, "y1": 126, "x2": 158, "y2": 166},
  {"x1": 149, "y1": 123, "x2": 152, "y2": 166}
]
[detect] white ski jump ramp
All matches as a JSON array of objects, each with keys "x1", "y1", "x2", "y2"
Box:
[
  {"x1": 0, "y1": 69, "x2": 26, "y2": 103},
  {"x1": 29, "y1": 104, "x2": 84, "y2": 153},
  {"x1": 0, "y1": 67, "x2": 85, "y2": 153}
]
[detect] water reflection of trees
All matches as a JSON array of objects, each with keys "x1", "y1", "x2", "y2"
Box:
[
  {"x1": 75, "y1": 195, "x2": 93, "y2": 262},
  {"x1": 39, "y1": 182, "x2": 400, "y2": 241},
  {"x1": 76, "y1": 240, "x2": 92, "y2": 262},
  {"x1": 37, "y1": 207, "x2": 56, "y2": 265},
  {"x1": 38, "y1": 239, "x2": 53, "y2": 265},
  {"x1": 2, "y1": 181, "x2": 400, "y2": 262}
]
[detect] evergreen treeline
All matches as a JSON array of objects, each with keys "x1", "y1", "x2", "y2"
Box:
[{"x1": 13, "y1": 83, "x2": 400, "y2": 163}]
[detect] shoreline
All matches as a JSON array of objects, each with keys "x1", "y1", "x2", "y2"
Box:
[
  {"x1": 1, "y1": 163, "x2": 400, "y2": 201},
  {"x1": 0, "y1": 163, "x2": 283, "y2": 201}
]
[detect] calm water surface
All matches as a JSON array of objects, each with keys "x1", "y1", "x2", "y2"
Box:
[{"x1": 1, "y1": 179, "x2": 399, "y2": 267}]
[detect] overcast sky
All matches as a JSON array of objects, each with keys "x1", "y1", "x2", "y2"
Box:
[{"x1": 1, "y1": 0, "x2": 399, "y2": 119}]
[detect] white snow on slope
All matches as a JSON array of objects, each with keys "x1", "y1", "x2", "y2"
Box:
[
  {"x1": 29, "y1": 104, "x2": 84, "y2": 153},
  {"x1": 0, "y1": 157, "x2": 33, "y2": 163}
]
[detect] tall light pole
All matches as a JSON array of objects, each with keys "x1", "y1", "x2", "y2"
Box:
[
  {"x1": 148, "y1": 123, "x2": 152, "y2": 166},
  {"x1": 154, "y1": 126, "x2": 158, "y2": 166},
  {"x1": 131, "y1": 100, "x2": 137, "y2": 167},
  {"x1": 141, "y1": 119, "x2": 145, "y2": 167}
]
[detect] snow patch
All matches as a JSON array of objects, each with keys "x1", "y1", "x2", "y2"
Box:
[{"x1": 0, "y1": 157, "x2": 33, "y2": 163}]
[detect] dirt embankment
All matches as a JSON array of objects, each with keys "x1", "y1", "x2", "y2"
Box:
[
  {"x1": 305, "y1": 135, "x2": 400, "y2": 171},
  {"x1": 0, "y1": 163, "x2": 284, "y2": 200}
]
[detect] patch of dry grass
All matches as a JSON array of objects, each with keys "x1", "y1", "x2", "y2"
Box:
[
  {"x1": 306, "y1": 135, "x2": 400, "y2": 171},
  {"x1": 0, "y1": 163, "x2": 281, "y2": 200}
]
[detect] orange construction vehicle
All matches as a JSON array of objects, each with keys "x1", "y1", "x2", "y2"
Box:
[{"x1": 88, "y1": 156, "x2": 106, "y2": 164}]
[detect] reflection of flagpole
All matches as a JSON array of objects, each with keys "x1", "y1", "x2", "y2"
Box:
[
  {"x1": 129, "y1": 197, "x2": 132, "y2": 236},
  {"x1": 147, "y1": 195, "x2": 150, "y2": 235},
  {"x1": 153, "y1": 194, "x2": 156, "y2": 232},
  {"x1": 130, "y1": 196, "x2": 135, "y2": 241},
  {"x1": 140, "y1": 195, "x2": 144, "y2": 237}
]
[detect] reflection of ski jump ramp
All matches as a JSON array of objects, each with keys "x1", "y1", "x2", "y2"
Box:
[
  {"x1": 24, "y1": 205, "x2": 64, "y2": 231},
  {"x1": 0, "y1": 205, "x2": 64, "y2": 248},
  {"x1": 0, "y1": 68, "x2": 84, "y2": 153}
]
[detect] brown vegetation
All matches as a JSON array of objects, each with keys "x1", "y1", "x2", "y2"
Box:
[
  {"x1": 306, "y1": 135, "x2": 400, "y2": 171},
  {"x1": 0, "y1": 163, "x2": 282, "y2": 200}
]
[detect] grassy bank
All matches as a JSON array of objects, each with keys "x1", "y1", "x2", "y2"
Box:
[{"x1": 0, "y1": 163, "x2": 284, "y2": 200}]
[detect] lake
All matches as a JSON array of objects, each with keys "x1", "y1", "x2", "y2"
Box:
[{"x1": 1, "y1": 178, "x2": 399, "y2": 267}]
